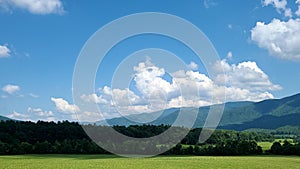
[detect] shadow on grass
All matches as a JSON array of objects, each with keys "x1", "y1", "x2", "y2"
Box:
[{"x1": 0, "y1": 154, "x2": 122, "y2": 160}]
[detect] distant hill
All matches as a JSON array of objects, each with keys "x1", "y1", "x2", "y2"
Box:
[
  {"x1": 0, "y1": 115, "x2": 12, "y2": 121},
  {"x1": 97, "y1": 93, "x2": 300, "y2": 131}
]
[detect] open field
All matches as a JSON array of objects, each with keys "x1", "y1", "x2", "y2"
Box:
[
  {"x1": 0, "y1": 155, "x2": 299, "y2": 169},
  {"x1": 258, "y1": 139, "x2": 295, "y2": 151},
  {"x1": 258, "y1": 142, "x2": 273, "y2": 151}
]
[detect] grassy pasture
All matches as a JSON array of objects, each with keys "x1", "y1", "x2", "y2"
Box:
[
  {"x1": 0, "y1": 155, "x2": 299, "y2": 169},
  {"x1": 258, "y1": 139, "x2": 295, "y2": 151}
]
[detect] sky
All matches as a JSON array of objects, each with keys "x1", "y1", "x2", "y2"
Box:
[{"x1": 0, "y1": 0, "x2": 300, "y2": 122}]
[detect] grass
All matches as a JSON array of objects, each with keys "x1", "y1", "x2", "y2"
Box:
[
  {"x1": 258, "y1": 139, "x2": 295, "y2": 151},
  {"x1": 258, "y1": 142, "x2": 273, "y2": 151},
  {"x1": 0, "y1": 155, "x2": 299, "y2": 169}
]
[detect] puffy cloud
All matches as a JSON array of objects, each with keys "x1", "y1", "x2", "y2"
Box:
[
  {"x1": 251, "y1": 18, "x2": 300, "y2": 61},
  {"x1": 2, "y1": 84, "x2": 20, "y2": 94},
  {"x1": 133, "y1": 59, "x2": 178, "y2": 99},
  {"x1": 0, "y1": 0, "x2": 64, "y2": 15},
  {"x1": 171, "y1": 70, "x2": 215, "y2": 101},
  {"x1": 297, "y1": 9, "x2": 300, "y2": 16},
  {"x1": 7, "y1": 111, "x2": 30, "y2": 121},
  {"x1": 187, "y1": 61, "x2": 198, "y2": 70},
  {"x1": 27, "y1": 107, "x2": 53, "y2": 117},
  {"x1": 51, "y1": 97, "x2": 80, "y2": 114},
  {"x1": 221, "y1": 87, "x2": 275, "y2": 102},
  {"x1": 213, "y1": 60, "x2": 281, "y2": 91},
  {"x1": 263, "y1": 0, "x2": 292, "y2": 17},
  {"x1": 168, "y1": 96, "x2": 212, "y2": 108},
  {"x1": 0, "y1": 45, "x2": 10, "y2": 58},
  {"x1": 71, "y1": 111, "x2": 102, "y2": 122},
  {"x1": 100, "y1": 87, "x2": 142, "y2": 106},
  {"x1": 227, "y1": 51, "x2": 233, "y2": 59},
  {"x1": 27, "y1": 107, "x2": 55, "y2": 121},
  {"x1": 77, "y1": 59, "x2": 280, "y2": 120},
  {"x1": 80, "y1": 93, "x2": 108, "y2": 104}
]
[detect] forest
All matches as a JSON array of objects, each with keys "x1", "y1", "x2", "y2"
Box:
[{"x1": 0, "y1": 120, "x2": 299, "y2": 155}]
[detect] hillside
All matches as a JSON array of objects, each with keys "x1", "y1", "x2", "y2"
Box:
[
  {"x1": 0, "y1": 115, "x2": 11, "y2": 121},
  {"x1": 97, "y1": 93, "x2": 300, "y2": 131}
]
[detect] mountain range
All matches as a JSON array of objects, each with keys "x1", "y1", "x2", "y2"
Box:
[
  {"x1": 1, "y1": 93, "x2": 300, "y2": 131},
  {"x1": 0, "y1": 115, "x2": 12, "y2": 121},
  {"x1": 97, "y1": 93, "x2": 300, "y2": 131}
]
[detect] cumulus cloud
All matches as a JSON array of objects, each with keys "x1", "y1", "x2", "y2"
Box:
[
  {"x1": 263, "y1": 0, "x2": 292, "y2": 17},
  {"x1": 0, "y1": 45, "x2": 10, "y2": 58},
  {"x1": 0, "y1": 0, "x2": 64, "y2": 15},
  {"x1": 71, "y1": 111, "x2": 102, "y2": 122},
  {"x1": 213, "y1": 59, "x2": 282, "y2": 91},
  {"x1": 133, "y1": 59, "x2": 178, "y2": 99},
  {"x1": 51, "y1": 97, "x2": 80, "y2": 114},
  {"x1": 7, "y1": 111, "x2": 30, "y2": 121},
  {"x1": 251, "y1": 18, "x2": 300, "y2": 61},
  {"x1": 227, "y1": 51, "x2": 233, "y2": 59},
  {"x1": 78, "y1": 59, "x2": 280, "y2": 120},
  {"x1": 27, "y1": 107, "x2": 55, "y2": 121},
  {"x1": 187, "y1": 61, "x2": 198, "y2": 70},
  {"x1": 80, "y1": 93, "x2": 108, "y2": 104},
  {"x1": 2, "y1": 84, "x2": 20, "y2": 94}
]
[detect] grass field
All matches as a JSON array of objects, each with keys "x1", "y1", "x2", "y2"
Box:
[
  {"x1": 258, "y1": 142, "x2": 273, "y2": 151},
  {"x1": 0, "y1": 155, "x2": 299, "y2": 169},
  {"x1": 258, "y1": 139, "x2": 295, "y2": 151}
]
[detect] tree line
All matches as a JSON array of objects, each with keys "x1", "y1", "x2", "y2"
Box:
[{"x1": 0, "y1": 120, "x2": 299, "y2": 155}]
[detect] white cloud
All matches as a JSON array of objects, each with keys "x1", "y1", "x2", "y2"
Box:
[
  {"x1": 51, "y1": 97, "x2": 80, "y2": 114},
  {"x1": 133, "y1": 59, "x2": 178, "y2": 99},
  {"x1": 2, "y1": 84, "x2": 20, "y2": 94},
  {"x1": 213, "y1": 59, "x2": 281, "y2": 91},
  {"x1": 80, "y1": 93, "x2": 108, "y2": 104},
  {"x1": 27, "y1": 107, "x2": 54, "y2": 117},
  {"x1": 0, "y1": 45, "x2": 10, "y2": 58},
  {"x1": 171, "y1": 70, "x2": 215, "y2": 101},
  {"x1": 27, "y1": 107, "x2": 55, "y2": 121},
  {"x1": 297, "y1": 9, "x2": 300, "y2": 16},
  {"x1": 0, "y1": 0, "x2": 64, "y2": 15},
  {"x1": 296, "y1": 0, "x2": 300, "y2": 16},
  {"x1": 7, "y1": 111, "x2": 30, "y2": 121},
  {"x1": 203, "y1": 0, "x2": 218, "y2": 9},
  {"x1": 29, "y1": 93, "x2": 39, "y2": 98},
  {"x1": 77, "y1": 59, "x2": 281, "y2": 120},
  {"x1": 187, "y1": 61, "x2": 198, "y2": 70},
  {"x1": 71, "y1": 111, "x2": 102, "y2": 122},
  {"x1": 227, "y1": 51, "x2": 233, "y2": 59},
  {"x1": 263, "y1": 0, "x2": 292, "y2": 17},
  {"x1": 251, "y1": 18, "x2": 300, "y2": 61},
  {"x1": 110, "y1": 88, "x2": 141, "y2": 106}
]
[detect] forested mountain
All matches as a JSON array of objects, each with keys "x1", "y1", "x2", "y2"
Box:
[
  {"x1": 0, "y1": 115, "x2": 11, "y2": 121},
  {"x1": 98, "y1": 93, "x2": 300, "y2": 131},
  {"x1": 1, "y1": 93, "x2": 299, "y2": 131}
]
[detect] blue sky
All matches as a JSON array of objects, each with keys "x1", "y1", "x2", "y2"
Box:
[{"x1": 0, "y1": 0, "x2": 300, "y2": 122}]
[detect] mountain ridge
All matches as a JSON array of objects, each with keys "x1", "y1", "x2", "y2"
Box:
[
  {"x1": 0, "y1": 115, "x2": 12, "y2": 121},
  {"x1": 97, "y1": 93, "x2": 300, "y2": 131}
]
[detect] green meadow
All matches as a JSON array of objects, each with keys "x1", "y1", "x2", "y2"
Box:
[
  {"x1": 0, "y1": 155, "x2": 299, "y2": 169},
  {"x1": 258, "y1": 139, "x2": 295, "y2": 151}
]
